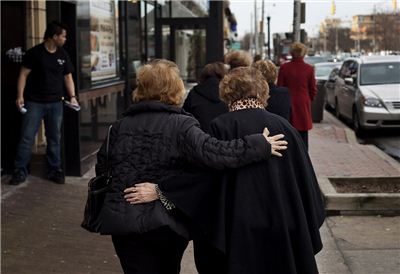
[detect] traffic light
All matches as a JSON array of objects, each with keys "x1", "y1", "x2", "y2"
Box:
[{"x1": 331, "y1": 0, "x2": 336, "y2": 15}]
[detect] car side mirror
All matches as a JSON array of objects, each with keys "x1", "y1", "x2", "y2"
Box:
[
  {"x1": 328, "y1": 76, "x2": 336, "y2": 82},
  {"x1": 344, "y1": 77, "x2": 354, "y2": 85}
]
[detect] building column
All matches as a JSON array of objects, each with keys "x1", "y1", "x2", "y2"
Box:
[{"x1": 25, "y1": 0, "x2": 47, "y2": 150}]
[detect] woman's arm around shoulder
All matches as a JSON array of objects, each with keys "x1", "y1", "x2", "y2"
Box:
[{"x1": 176, "y1": 116, "x2": 287, "y2": 170}]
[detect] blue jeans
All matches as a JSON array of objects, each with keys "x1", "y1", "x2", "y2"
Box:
[{"x1": 14, "y1": 101, "x2": 63, "y2": 175}]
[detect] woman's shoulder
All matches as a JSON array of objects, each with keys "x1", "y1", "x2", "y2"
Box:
[
  {"x1": 271, "y1": 86, "x2": 290, "y2": 94},
  {"x1": 172, "y1": 111, "x2": 201, "y2": 130}
]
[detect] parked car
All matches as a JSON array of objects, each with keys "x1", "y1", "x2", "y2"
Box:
[
  {"x1": 304, "y1": 56, "x2": 327, "y2": 66},
  {"x1": 311, "y1": 62, "x2": 342, "y2": 122},
  {"x1": 325, "y1": 67, "x2": 342, "y2": 110},
  {"x1": 333, "y1": 55, "x2": 400, "y2": 134}
]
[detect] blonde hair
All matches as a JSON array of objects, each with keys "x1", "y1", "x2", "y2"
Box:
[
  {"x1": 290, "y1": 42, "x2": 308, "y2": 58},
  {"x1": 219, "y1": 67, "x2": 269, "y2": 107},
  {"x1": 252, "y1": 60, "x2": 277, "y2": 85},
  {"x1": 133, "y1": 59, "x2": 185, "y2": 106},
  {"x1": 224, "y1": 50, "x2": 252, "y2": 70}
]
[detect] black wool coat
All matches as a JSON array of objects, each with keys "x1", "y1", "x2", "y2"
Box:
[
  {"x1": 266, "y1": 83, "x2": 291, "y2": 121},
  {"x1": 183, "y1": 77, "x2": 228, "y2": 132},
  {"x1": 95, "y1": 101, "x2": 271, "y2": 237},
  {"x1": 159, "y1": 108, "x2": 325, "y2": 274}
]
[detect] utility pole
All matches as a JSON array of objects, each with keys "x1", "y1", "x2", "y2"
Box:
[
  {"x1": 373, "y1": 4, "x2": 377, "y2": 52},
  {"x1": 293, "y1": 0, "x2": 301, "y2": 42},
  {"x1": 250, "y1": 12, "x2": 254, "y2": 53},
  {"x1": 254, "y1": 0, "x2": 259, "y2": 55},
  {"x1": 260, "y1": 0, "x2": 265, "y2": 58},
  {"x1": 335, "y1": 21, "x2": 339, "y2": 53},
  {"x1": 267, "y1": 16, "x2": 271, "y2": 59}
]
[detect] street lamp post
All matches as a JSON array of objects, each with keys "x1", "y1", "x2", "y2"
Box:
[
  {"x1": 293, "y1": 0, "x2": 301, "y2": 42},
  {"x1": 267, "y1": 16, "x2": 271, "y2": 59}
]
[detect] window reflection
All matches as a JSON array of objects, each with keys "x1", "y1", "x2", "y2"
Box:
[
  {"x1": 141, "y1": 1, "x2": 156, "y2": 62},
  {"x1": 175, "y1": 29, "x2": 206, "y2": 82},
  {"x1": 160, "y1": 1, "x2": 209, "y2": 18}
]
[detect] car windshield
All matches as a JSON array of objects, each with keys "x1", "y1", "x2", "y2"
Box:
[
  {"x1": 360, "y1": 62, "x2": 400, "y2": 85},
  {"x1": 315, "y1": 65, "x2": 337, "y2": 77}
]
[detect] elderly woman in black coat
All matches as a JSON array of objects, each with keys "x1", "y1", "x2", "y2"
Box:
[
  {"x1": 253, "y1": 59, "x2": 291, "y2": 120},
  {"x1": 183, "y1": 62, "x2": 228, "y2": 131},
  {"x1": 95, "y1": 59, "x2": 287, "y2": 274},
  {"x1": 128, "y1": 67, "x2": 325, "y2": 274}
]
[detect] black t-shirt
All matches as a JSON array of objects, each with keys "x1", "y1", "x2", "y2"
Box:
[{"x1": 22, "y1": 43, "x2": 74, "y2": 102}]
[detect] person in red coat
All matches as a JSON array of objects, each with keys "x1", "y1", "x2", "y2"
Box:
[{"x1": 277, "y1": 42, "x2": 317, "y2": 149}]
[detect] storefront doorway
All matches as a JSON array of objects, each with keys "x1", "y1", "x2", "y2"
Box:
[
  {"x1": 155, "y1": 1, "x2": 224, "y2": 82},
  {"x1": 1, "y1": 1, "x2": 26, "y2": 174},
  {"x1": 160, "y1": 25, "x2": 206, "y2": 82}
]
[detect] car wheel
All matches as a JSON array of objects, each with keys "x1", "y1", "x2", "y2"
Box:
[
  {"x1": 353, "y1": 108, "x2": 365, "y2": 137},
  {"x1": 324, "y1": 93, "x2": 331, "y2": 111},
  {"x1": 335, "y1": 98, "x2": 341, "y2": 118}
]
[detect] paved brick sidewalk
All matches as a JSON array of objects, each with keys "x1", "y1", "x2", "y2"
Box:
[{"x1": 309, "y1": 112, "x2": 400, "y2": 178}]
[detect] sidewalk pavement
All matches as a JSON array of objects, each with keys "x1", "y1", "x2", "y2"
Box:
[{"x1": 2, "y1": 110, "x2": 399, "y2": 274}]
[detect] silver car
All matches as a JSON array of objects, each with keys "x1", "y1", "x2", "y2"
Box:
[{"x1": 333, "y1": 56, "x2": 400, "y2": 134}]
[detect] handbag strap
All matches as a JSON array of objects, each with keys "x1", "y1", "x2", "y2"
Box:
[{"x1": 105, "y1": 125, "x2": 113, "y2": 176}]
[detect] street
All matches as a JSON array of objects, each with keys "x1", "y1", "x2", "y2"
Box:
[
  {"x1": 326, "y1": 109, "x2": 400, "y2": 162},
  {"x1": 360, "y1": 130, "x2": 400, "y2": 162}
]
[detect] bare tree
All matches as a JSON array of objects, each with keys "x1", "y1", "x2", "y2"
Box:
[
  {"x1": 373, "y1": 12, "x2": 400, "y2": 51},
  {"x1": 240, "y1": 32, "x2": 252, "y2": 51}
]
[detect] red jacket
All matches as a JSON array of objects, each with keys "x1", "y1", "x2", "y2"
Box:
[{"x1": 277, "y1": 58, "x2": 317, "y2": 131}]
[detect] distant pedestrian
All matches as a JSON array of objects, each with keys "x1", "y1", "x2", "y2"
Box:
[
  {"x1": 183, "y1": 62, "x2": 228, "y2": 131},
  {"x1": 253, "y1": 59, "x2": 291, "y2": 120},
  {"x1": 277, "y1": 42, "x2": 317, "y2": 149},
  {"x1": 10, "y1": 21, "x2": 79, "y2": 185},
  {"x1": 96, "y1": 59, "x2": 287, "y2": 274},
  {"x1": 224, "y1": 50, "x2": 252, "y2": 70},
  {"x1": 253, "y1": 54, "x2": 262, "y2": 63}
]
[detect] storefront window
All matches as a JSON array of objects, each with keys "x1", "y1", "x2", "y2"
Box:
[
  {"x1": 76, "y1": 0, "x2": 124, "y2": 171},
  {"x1": 141, "y1": 1, "x2": 156, "y2": 62},
  {"x1": 175, "y1": 29, "x2": 206, "y2": 82},
  {"x1": 161, "y1": 1, "x2": 209, "y2": 18},
  {"x1": 90, "y1": 0, "x2": 119, "y2": 82},
  {"x1": 127, "y1": 2, "x2": 141, "y2": 74}
]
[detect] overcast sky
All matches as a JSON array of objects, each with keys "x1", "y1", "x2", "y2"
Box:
[{"x1": 229, "y1": 0, "x2": 398, "y2": 38}]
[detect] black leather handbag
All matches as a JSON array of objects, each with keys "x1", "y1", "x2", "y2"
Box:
[{"x1": 81, "y1": 125, "x2": 113, "y2": 233}]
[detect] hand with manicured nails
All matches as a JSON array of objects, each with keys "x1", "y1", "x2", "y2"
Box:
[{"x1": 263, "y1": 127, "x2": 287, "y2": 157}]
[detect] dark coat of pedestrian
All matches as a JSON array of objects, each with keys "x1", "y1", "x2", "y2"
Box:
[
  {"x1": 183, "y1": 62, "x2": 228, "y2": 131},
  {"x1": 253, "y1": 60, "x2": 291, "y2": 120},
  {"x1": 96, "y1": 60, "x2": 287, "y2": 274},
  {"x1": 277, "y1": 42, "x2": 317, "y2": 149}
]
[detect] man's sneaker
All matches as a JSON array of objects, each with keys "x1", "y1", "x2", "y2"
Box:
[
  {"x1": 47, "y1": 169, "x2": 65, "y2": 184},
  {"x1": 9, "y1": 169, "x2": 26, "y2": 185}
]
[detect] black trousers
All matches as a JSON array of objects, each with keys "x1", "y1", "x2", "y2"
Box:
[
  {"x1": 297, "y1": 130, "x2": 309, "y2": 151},
  {"x1": 193, "y1": 239, "x2": 226, "y2": 274},
  {"x1": 112, "y1": 227, "x2": 188, "y2": 274}
]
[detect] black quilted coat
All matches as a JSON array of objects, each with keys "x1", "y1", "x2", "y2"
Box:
[{"x1": 95, "y1": 101, "x2": 270, "y2": 237}]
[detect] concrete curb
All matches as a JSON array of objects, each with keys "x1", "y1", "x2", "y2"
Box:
[
  {"x1": 318, "y1": 176, "x2": 400, "y2": 214},
  {"x1": 365, "y1": 145, "x2": 400, "y2": 173},
  {"x1": 343, "y1": 127, "x2": 358, "y2": 144}
]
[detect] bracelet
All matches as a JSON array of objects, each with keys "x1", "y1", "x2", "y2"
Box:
[
  {"x1": 70, "y1": 95, "x2": 77, "y2": 99},
  {"x1": 155, "y1": 184, "x2": 175, "y2": 210}
]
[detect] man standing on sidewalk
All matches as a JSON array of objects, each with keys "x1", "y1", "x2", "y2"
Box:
[{"x1": 10, "y1": 21, "x2": 79, "y2": 185}]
